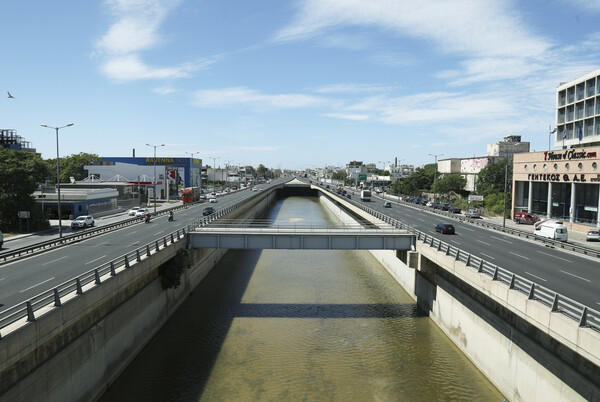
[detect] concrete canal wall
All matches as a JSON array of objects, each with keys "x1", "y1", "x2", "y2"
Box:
[{"x1": 318, "y1": 189, "x2": 600, "y2": 402}]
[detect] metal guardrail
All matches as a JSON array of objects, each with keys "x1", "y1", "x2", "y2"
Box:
[
  {"x1": 345, "y1": 197, "x2": 600, "y2": 332},
  {"x1": 0, "y1": 188, "x2": 272, "y2": 338}
]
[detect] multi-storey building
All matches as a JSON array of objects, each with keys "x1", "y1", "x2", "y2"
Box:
[{"x1": 555, "y1": 67, "x2": 600, "y2": 148}]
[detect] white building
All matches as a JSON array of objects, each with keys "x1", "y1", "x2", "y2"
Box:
[{"x1": 555, "y1": 67, "x2": 600, "y2": 148}]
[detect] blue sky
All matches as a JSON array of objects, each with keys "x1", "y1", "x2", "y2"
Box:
[{"x1": 2, "y1": 0, "x2": 600, "y2": 171}]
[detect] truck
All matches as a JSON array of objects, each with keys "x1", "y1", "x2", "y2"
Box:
[
  {"x1": 533, "y1": 220, "x2": 568, "y2": 242},
  {"x1": 360, "y1": 189, "x2": 371, "y2": 202},
  {"x1": 181, "y1": 187, "x2": 201, "y2": 204}
]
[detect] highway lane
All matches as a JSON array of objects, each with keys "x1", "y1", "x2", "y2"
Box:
[
  {"x1": 0, "y1": 179, "x2": 288, "y2": 311},
  {"x1": 334, "y1": 187, "x2": 600, "y2": 310}
]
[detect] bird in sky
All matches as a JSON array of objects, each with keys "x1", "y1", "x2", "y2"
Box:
[{"x1": 7, "y1": 91, "x2": 15, "y2": 99}]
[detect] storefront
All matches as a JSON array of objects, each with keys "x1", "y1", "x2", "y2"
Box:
[{"x1": 512, "y1": 146, "x2": 600, "y2": 230}]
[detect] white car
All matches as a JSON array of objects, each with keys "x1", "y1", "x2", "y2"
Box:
[
  {"x1": 135, "y1": 209, "x2": 150, "y2": 217},
  {"x1": 209, "y1": 198, "x2": 218, "y2": 203},
  {"x1": 71, "y1": 215, "x2": 95, "y2": 229},
  {"x1": 128, "y1": 207, "x2": 142, "y2": 216}
]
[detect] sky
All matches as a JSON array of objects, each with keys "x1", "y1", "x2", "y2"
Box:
[{"x1": 2, "y1": 0, "x2": 600, "y2": 171}]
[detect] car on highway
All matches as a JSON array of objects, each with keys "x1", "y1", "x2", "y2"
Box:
[
  {"x1": 128, "y1": 207, "x2": 142, "y2": 216},
  {"x1": 209, "y1": 198, "x2": 218, "y2": 203},
  {"x1": 586, "y1": 229, "x2": 600, "y2": 241},
  {"x1": 435, "y1": 223, "x2": 455, "y2": 234},
  {"x1": 346, "y1": 194, "x2": 351, "y2": 199},
  {"x1": 134, "y1": 209, "x2": 150, "y2": 217},
  {"x1": 465, "y1": 209, "x2": 480, "y2": 218},
  {"x1": 71, "y1": 215, "x2": 95, "y2": 229},
  {"x1": 383, "y1": 201, "x2": 392, "y2": 208},
  {"x1": 203, "y1": 206, "x2": 215, "y2": 216},
  {"x1": 448, "y1": 206, "x2": 461, "y2": 214}
]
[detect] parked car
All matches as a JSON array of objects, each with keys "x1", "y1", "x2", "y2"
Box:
[
  {"x1": 203, "y1": 207, "x2": 215, "y2": 216},
  {"x1": 448, "y1": 206, "x2": 461, "y2": 214},
  {"x1": 71, "y1": 215, "x2": 95, "y2": 229},
  {"x1": 128, "y1": 206, "x2": 142, "y2": 216},
  {"x1": 383, "y1": 201, "x2": 392, "y2": 208},
  {"x1": 135, "y1": 209, "x2": 150, "y2": 217},
  {"x1": 514, "y1": 212, "x2": 540, "y2": 224},
  {"x1": 425, "y1": 201, "x2": 433, "y2": 207},
  {"x1": 465, "y1": 209, "x2": 480, "y2": 218},
  {"x1": 586, "y1": 229, "x2": 600, "y2": 241},
  {"x1": 209, "y1": 198, "x2": 218, "y2": 203},
  {"x1": 440, "y1": 203, "x2": 450, "y2": 211},
  {"x1": 435, "y1": 223, "x2": 455, "y2": 234}
]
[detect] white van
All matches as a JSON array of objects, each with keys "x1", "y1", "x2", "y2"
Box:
[{"x1": 533, "y1": 220, "x2": 568, "y2": 242}]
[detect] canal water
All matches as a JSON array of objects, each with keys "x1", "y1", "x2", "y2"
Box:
[{"x1": 100, "y1": 196, "x2": 503, "y2": 401}]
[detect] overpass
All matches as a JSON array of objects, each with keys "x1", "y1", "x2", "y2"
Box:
[{"x1": 189, "y1": 225, "x2": 414, "y2": 250}]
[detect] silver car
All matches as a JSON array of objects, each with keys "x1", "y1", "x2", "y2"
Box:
[
  {"x1": 586, "y1": 229, "x2": 600, "y2": 241},
  {"x1": 465, "y1": 209, "x2": 480, "y2": 218},
  {"x1": 71, "y1": 215, "x2": 95, "y2": 229}
]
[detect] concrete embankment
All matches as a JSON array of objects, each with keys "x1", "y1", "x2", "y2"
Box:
[
  {"x1": 0, "y1": 189, "x2": 279, "y2": 402},
  {"x1": 318, "y1": 189, "x2": 600, "y2": 402}
]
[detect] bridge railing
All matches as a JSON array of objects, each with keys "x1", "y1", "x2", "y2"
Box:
[{"x1": 348, "y1": 197, "x2": 600, "y2": 332}]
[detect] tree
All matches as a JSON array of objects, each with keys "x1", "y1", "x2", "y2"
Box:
[
  {"x1": 435, "y1": 174, "x2": 467, "y2": 196},
  {"x1": 0, "y1": 149, "x2": 51, "y2": 231},
  {"x1": 331, "y1": 170, "x2": 347, "y2": 181},
  {"x1": 476, "y1": 159, "x2": 512, "y2": 197},
  {"x1": 256, "y1": 164, "x2": 267, "y2": 178},
  {"x1": 46, "y1": 152, "x2": 102, "y2": 184}
]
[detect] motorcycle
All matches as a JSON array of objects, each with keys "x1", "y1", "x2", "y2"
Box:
[
  {"x1": 168, "y1": 211, "x2": 174, "y2": 222},
  {"x1": 145, "y1": 214, "x2": 151, "y2": 223}
]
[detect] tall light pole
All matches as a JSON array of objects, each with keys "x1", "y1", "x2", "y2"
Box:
[
  {"x1": 225, "y1": 160, "x2": 233, "y2": 188},
  {"x1": 146, "y1": 143, "x2": 165, "y2": 214},
  {"x1": 41, "y1": 123, "x2": 73, "y2": 238},
  {"x1": 210, "y1": 156, "x2": 220, "y2": 193},
  {"x1": 429, "y1": 153, "x2": 443, "y2": 205}
]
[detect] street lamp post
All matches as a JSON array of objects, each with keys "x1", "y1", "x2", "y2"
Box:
[
  {"x1": 41, "y1": 123, "x2": 74, "y2": 238},
  {"x1": 146, "y1": 143, "x2": 165, "y2": 214},
  {"x1": 429, "y1": 153, "x2": 443, "y2": 205},
  {"x1": 210, "y1": 156, "x2": 221, "y2": 193}
]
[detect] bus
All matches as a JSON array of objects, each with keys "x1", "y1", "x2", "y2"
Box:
[
  {"x1": 181, "y1": 187, "x2": 201, "y2": 204},
  {"x1": 360, "y1": 190, "x2": 371, "y2": 202}
]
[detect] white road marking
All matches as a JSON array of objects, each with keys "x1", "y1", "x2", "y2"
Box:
[
  {"x1": 124, "y1": 231, "x2": 138, "y2": 236},
  {"x1": 126, "y1": 242, "x2": 140, "y2": 248},
  {"x1": 450, "y1": 240, "x2": 461, "y2": 245},
  {"x1": 92, "y1": 241, "x2": 108, "y2": 248},
  {"x1": 560, "y1": 270, "x2": 591, "y2": 283},
  {"x1": 536, "y1": 251, "x2": 573, "y2": 263},
  {"x1": 85, "y1": 254, "x2": 108, "y2": 265},
  {"x1": 476, "y1": 239, "x2": 491, "y2": 246},
  {"x1": 480, "y1": 252, "x2": 495, "y2": 260},
  {"x1": 490, "y1": 235, "x2": 513, "y2": 244},
  {"x1": 509, "y1": 251, "x2": 529, "y2": 260},
  {"x1": 42, "y1": 256, "x2": 68, "y2": 266},
  {"x1": 153, "y1": 231, "x2": 164, "y2": 235},
  {"x1": 414, "y1": 217, "x2": 425, "y2": 222},
  {"x1": 460, "y1": 226, "x2": 475, "y2": 232},
  {"x1": 20, "y1": 277, "x2": 55, "y2": 293},
  {"x1": 524, "y1": 271, "x2": 547, "y2": 282},
  {"x1": 0, "y1": 278, "x2": 5, "y2": 282}
]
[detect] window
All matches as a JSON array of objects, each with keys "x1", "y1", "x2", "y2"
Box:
[
  {"x1": 577, "y1": 83, "x2": 585, "y2": 100},
  {"x1": 567, "y1": 105, "x2": 574, "y2": 121},
  {"x1": 586, "y1": 99, "x2": 595, "y2": 117},
  {"x1": 587, "y1": 79, "x2": 596, "y2": 97},
  {"x1": 593, "y1": 162, "x2": 597, "y2": 171},
  {"x1": 565, "y1": 163, "x2": 570, "y2": 170},
  {"x1": 559, "y1": 90, "x2": 566, "y2": 106},
  {"x1": 568, "y1": 87, "x2": 575, "y2": 103},
  {"x1": 578, "y1": 163, "x2": 583, "y2": 170},
  {"x1": 585, "y1": 119, "x2": 594, "y2": 136}
]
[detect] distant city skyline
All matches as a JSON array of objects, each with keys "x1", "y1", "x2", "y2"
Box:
[{"x1": 2, "y1": 1, "x2": 600, "y2": 170}]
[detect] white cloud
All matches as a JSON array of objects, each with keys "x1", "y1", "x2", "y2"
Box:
[
  {"x1": 192, "y1": 87, "x2": 325, "y2": 109},
  {"x1": 152, "y1": 86, "x2": 179, "y2": 95},
  {"x1": 95, "y1": 0, "x2": 216, "y2": 82},
  {"x1": 275, "y1": 0, "x2": 550, "y2": 59},
  {"x1": 322, "y1": 112, "x2": 370, "y2": 121}
]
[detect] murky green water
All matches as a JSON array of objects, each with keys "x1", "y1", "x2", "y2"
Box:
[{"x1": 101, "y1": 196, "x2": 503, "y2": 401}]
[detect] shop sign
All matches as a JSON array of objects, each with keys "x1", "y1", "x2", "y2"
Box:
[
  {"x1": 543, "y1": 149, "x2": 597, "y2": 161},
  {"x1": 528, "y1": 173, "x2": 589, "y2": 182}
]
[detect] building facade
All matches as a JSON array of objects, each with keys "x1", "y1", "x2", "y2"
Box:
[
  {"x1": 512, "y1": 146, "x2": 600, "y2": 229},
  {"x1": 555, "y1": 67, "x2": 600, "y2": 148}
]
